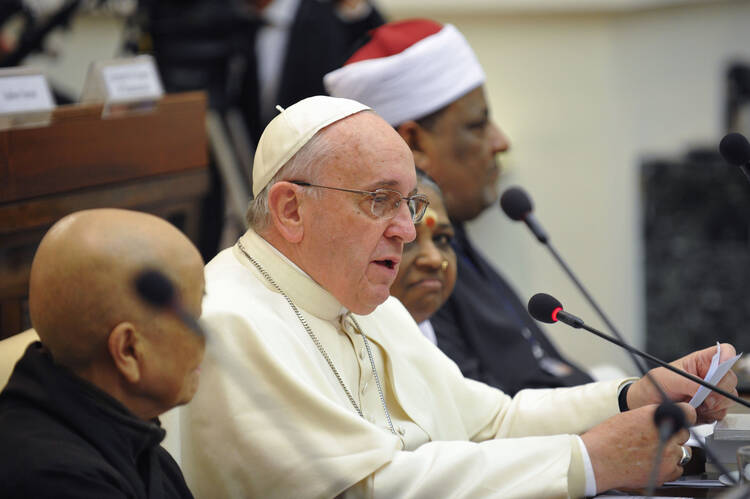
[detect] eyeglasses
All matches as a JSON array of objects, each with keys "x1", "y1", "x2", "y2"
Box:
[{"x1": 290, "y1": 181, "x2": 430, "y2": 223}]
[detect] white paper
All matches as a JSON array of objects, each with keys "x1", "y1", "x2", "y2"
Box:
[
  {"x1": 685, "y1": 422, "x2": 716, "y2": 447},
  {"x1": 688, "y1": 342, "x2": 741, "y2": 408}
]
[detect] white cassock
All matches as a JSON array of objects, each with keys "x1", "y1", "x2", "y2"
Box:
[{"x1": 179, "y1": 228, "x2": 626, "y2": 498}]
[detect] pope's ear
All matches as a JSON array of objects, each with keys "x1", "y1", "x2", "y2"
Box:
[
  {"x1": 267, "y1": 181, "x2": 304, "y2": 243},
  {"x1": 108, "y1": 322, "x2": 142, "y2": 384},
  {"x1": 396, "y1": 121, "x2": 430, "y2": 171}
]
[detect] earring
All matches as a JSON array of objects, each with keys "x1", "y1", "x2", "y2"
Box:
[{"x1": 440, "y1": 260, "x2": 449, "y2": 272}]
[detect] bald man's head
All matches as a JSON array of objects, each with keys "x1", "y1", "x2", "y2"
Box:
[{"x1": 28, "y1": 209, "x2": 206, "y2": 418}]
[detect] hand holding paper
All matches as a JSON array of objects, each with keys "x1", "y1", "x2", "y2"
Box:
[
  {"x1": 688, "y1": 343, "x2": 742, "y2": 408},
  {"x1": 626, "y1": 343, "x2": 740, "y2": 424}
]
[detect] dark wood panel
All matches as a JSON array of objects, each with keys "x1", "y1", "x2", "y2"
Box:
[
  {"x1": 0, "y1": 92, "x2": 208, "y2": 203},
  {"x1": 0, "y1": 92, "x2": 211, "y2": 339},
  {"x1": 0, "y1": 169, "x2": 209, "y2": 235}
]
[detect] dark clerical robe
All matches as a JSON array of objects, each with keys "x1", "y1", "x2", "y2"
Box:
[
  {"x1": 431, "y1": 223, "x2": 593, "y2": 395},
  {"x1": 0, "y1": 342, "x2": 193, "y2": 499}
]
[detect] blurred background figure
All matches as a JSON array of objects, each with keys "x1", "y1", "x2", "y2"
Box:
[
  {"x1": 135, "y1": 0, "x2": 385, "y2": 248},
  {"x1": 389, "y1": 169, "x2": 456, "y2": 344},
  {"x1": 139, "y1": 0, "x2": 384, "y2": 146}
]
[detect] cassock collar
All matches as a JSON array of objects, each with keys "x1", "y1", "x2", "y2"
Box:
[{"x1": 233, "y1": 229, "x2": 347, "y2": 322}]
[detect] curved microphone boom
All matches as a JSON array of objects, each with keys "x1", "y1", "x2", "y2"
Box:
[
  {"x1": 719, "y1": 132, "x2": 750, "y2": 185},
  {"x1": 528, "y1": 292, "x2": 742, "y2": 488},
  {"x1": 528, "y1": 292, "x2": 750, "y2": 411},
  {"x1": 500, "y1": 186, "x2": 650, "y2": 376},
  {"x1": 505, "y1": 185, "x2": 738, "y2": 488}
]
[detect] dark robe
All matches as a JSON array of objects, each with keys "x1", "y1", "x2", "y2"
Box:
[
  {"x1": 431, "y1": 223, "x2": 593, "y2": 395},
  {"x1": 254, "y1": 0, "x2": 385, "y2": 143},
  {"x1": 0, "y1": 342, "x2": 193, "y2": 499}
]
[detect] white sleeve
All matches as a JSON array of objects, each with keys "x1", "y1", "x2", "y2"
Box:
[
  {"x1": 343, "y1": 435, "x2": 585, "y2": 499},
  {"x1": 577, "y1": 435, "x2": 598, "y2": 497}
]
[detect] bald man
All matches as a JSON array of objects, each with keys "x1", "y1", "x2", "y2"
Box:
[{"x1": 0, "y1": 209, "x2": 205, "y2": 499}]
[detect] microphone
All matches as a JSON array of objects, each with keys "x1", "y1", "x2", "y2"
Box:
[
  {"x1": 527, "y1": 292, "x2": 583, "y2": 328},
  {"x1": 134, "y1": 269, "x2": 206, "y2": 338},
  {"x1": 528, "y1": 292, "x2": 750, "y2": 411},
  {"x1": 529, "y1": 292, "x2": 743, "y2": 489},
  {"x1": 508, "y1": 183, "x2": 740, "y2": 488},
  {"x1": 499, "y1": 187, "x2": 548, "y2": 243},
  {"x1": 501, "y1": 186, "x2": 650, "y2": 377},
  {"x1": 719, "y1": 132, "x2": 750, "y2": 184},
  {"x1": 529, "y1": 292, "x2": 711, "y2": 492}
]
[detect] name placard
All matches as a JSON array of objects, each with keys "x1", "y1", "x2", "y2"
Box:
[
  {"x1": 0, "y1": 70, "x2": 54, "y2": 129},
  {"x1": 102, "y1": 60, "x2": 163, "y2": 103},
  {"x1": 0, "y1": 75, "x2": 54, "y2": 114},
  {"x1": 81, "y1": 55, "x2": 164, "y2": 117}
]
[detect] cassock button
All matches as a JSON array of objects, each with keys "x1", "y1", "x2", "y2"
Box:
[
  {"x1": 359, "y1": 348, "x2": 365, "y2": 360},
  {"x1": 397, "y1": 425, "x2": 406, "y2": 436}
]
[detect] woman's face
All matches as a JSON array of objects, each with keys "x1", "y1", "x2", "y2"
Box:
[{"x1": 390, "y1": 184, "x2": 457, "y2": 324}]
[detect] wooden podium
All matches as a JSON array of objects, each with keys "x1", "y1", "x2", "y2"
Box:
[{"x1": 0, "y1": 91, "x2": 210, "y2": 339}]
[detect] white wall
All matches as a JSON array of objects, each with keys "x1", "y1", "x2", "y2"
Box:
[{"x1": 379, "y1": 1, "x2": 750, "y2": 374}]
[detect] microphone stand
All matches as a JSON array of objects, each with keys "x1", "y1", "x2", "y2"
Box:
[
  {"x1": 551, "y1": 307, "x2": 739, "y2": 490},
  {"x1": 504, "y1": 187, "x2": 738, "y2": 489},
  {"x1": 556, "y1": 312, "x2": 748, "y2": 410}
]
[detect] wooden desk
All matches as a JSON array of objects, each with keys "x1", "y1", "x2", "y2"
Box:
[{"x1": 0, "y1": 92, "x2": 209, "y2": 338}]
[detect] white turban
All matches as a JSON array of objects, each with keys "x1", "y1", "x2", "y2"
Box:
[{"x1": 324, "y1": 19, "x2": 485, "y2": 127}]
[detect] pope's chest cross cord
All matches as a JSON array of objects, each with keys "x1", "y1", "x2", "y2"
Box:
[{"x1": 237, "y1": 240, "x2": 396, "y2": 436}]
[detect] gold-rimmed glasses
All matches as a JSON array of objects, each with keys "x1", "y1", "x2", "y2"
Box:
[{"x1": 290, "y1": 181, "x2": 430, "y2": 223}]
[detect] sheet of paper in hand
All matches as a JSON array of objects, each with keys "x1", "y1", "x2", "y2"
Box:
[{"x1": 689, "y1": 343, "x2": 742, "y2": 408}]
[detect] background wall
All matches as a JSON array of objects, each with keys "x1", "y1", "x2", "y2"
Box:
[
  {"x1": 22, "y1": 0, "x2": 750, "y2": 375},
  {"x1": 378, "y1": 0, "x2": 750, "y2": 375}
]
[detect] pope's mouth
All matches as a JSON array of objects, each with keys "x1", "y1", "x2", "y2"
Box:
[{"x1": 374, "y1": 259, "x2": 396, "y2": 270}]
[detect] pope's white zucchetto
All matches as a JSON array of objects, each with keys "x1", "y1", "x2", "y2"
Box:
[
  {"x1": 323, "y1": 19, "x2": 485, "y2": 127},
  {"x1": 252, "y1": 95, "x2": 370, "y2": 197}
]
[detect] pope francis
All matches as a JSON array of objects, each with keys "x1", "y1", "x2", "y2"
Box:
[{"x1": 179, "y1": 95, "x2": 737, "y2": 498}]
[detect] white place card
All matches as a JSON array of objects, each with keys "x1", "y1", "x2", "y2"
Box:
[
  {"x1": 102, "y1": 60, "x2": 163, "y2": 103},
  {"x1": 0, "y1": 69, "x2": 54, "y2": 130},
  {"x1": 0, "y1": 75, "x2": 54, "y2": 113},
  {"x1": 81, "y1": 55, "x2": 164, "y2": 117}
]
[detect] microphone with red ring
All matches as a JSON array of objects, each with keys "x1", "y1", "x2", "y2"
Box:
[
  {"x1": 527, "y1": 292, "x2": 749, "y2": 410},
  {"x1": 528, "y1": 292, "x2": 742, "y2": 489},
  {"x1": 504, "y1": 185, "x2": 736, "y2": 487}
]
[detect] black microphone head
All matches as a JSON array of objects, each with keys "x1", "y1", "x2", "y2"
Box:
[
  {"x1": 719, "y1": 132, "x2": 750, "y2": 166},
  {"x1": 527, "y1": 293, "x2": 563, "y2": 324},
  {"x1": 500, "y1": 186, "x2": 533, "y2": 221},
  {"x1": 134, "y1": 269, "x2": 175, "y2": 309},
  {"x1": 653, "y1": 402, "x2": 686, "y2": 437}
]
